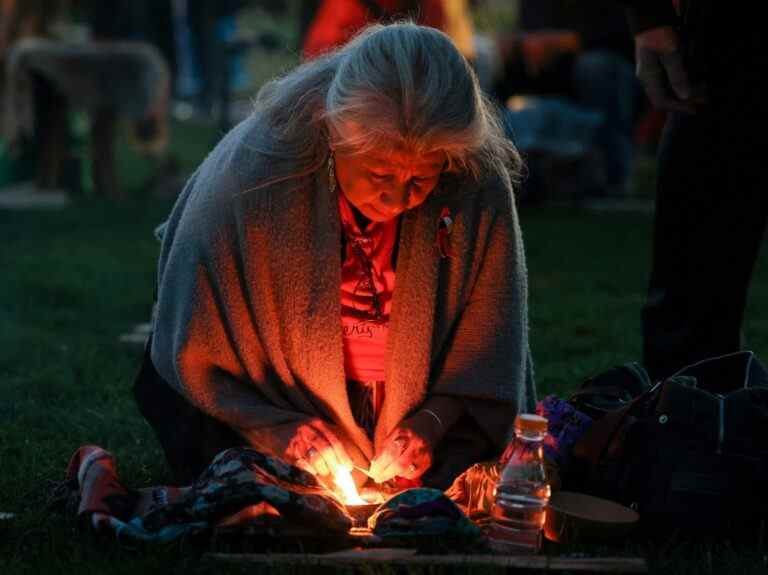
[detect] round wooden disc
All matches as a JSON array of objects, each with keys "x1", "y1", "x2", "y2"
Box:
[{"x1": 544, "y1": 491, "x2": 638, "y2": 544}]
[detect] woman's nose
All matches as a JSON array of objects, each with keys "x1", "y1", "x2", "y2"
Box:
[{"x1": 379, "y1": 182, "x2": 412, "y2": 210}]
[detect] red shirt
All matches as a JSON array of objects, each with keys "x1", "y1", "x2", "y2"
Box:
[
  {"x1": 339, "y1": 192, "x2": 398, "y2": 384},
  {"x1": 303, "y1": 0, "x2": 446, "y2": 59}
]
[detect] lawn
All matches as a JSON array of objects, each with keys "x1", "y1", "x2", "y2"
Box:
[{"x1": 2, "y1": 119, "x2": 768, "y2": 574}]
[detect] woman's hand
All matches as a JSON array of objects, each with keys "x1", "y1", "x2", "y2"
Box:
[
  {"x1": 369, "y1": 412, "x2": 443, "y2": 483},
  {"x1": 278, "y1": 419, "x2": 354, "y2": 478}
]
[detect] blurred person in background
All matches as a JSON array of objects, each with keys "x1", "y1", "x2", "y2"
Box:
[
  {"x1": 625, "y1": 1, "x2": 766, "y2": 379},
  {"x1": 0, "y1": 0, "x2": 61, "y2": 54},
  {"x1": 490, "y1": 0, "x2": 643, "y2": 201},
  {"x1": 170, "y1": 0, "x2": 248, "y2": 115},
  {"x1": 301, "y1": 0, "x2": 476, "y2": 63},
  {"x1": 1, "y1": 0, "x2": 64, "y2": 187},
  {"x1": 171, "y1": 0, "x2": 287, "y2": 124},
  {"x1": 1, "y1": 0, "x2": 170, "y2": 197},
  {"x1": 134, "y1": 22, "x2": 535, "y2": 491}
]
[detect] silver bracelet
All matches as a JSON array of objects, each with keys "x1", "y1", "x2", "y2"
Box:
[{"x1": 420, "y1": 408, "x2": 444, "y2": 432}]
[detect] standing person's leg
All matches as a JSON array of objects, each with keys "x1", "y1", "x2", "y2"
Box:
[
  {"x1": 642, "y1": 8, "x2": 768, "y2": 380},
  {"x1": 642, "y1": 111, "x2": 767, "y2": 380},
  {"x1": 642, "y1": 111, "x2": 715, "y2": 379}
]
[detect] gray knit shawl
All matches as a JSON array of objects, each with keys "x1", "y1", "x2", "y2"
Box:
[{"x1": 150, "y1": 114, "x2": 535, "y2": 469}]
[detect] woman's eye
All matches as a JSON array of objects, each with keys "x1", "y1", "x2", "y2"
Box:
[{"x1": 370, "y1": 173, "x2": 391, "y2": 181}]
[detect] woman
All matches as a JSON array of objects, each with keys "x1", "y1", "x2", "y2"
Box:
[{"x1": 135, "y1": 21, "x2": 535, "y2": 490}]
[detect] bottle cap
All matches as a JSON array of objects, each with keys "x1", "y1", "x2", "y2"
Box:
[{"x1": 514, "y1": 413, "x2": 548, "y2": 434}]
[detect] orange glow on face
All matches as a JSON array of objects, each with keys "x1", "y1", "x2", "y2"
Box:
[{"x1": 332, "y1": 135, "x2": 446, "y2": 223}]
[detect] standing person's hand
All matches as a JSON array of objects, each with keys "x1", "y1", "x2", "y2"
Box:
[
  {"x1": 369, "y1": 412, "x2": 444, "y2": 482},
  {"x1": 634, "y1": 26, "x2": 697, "y2": 113},
  {"x1": 275, "y1": 419, "x2": 354, "y2": 478}
]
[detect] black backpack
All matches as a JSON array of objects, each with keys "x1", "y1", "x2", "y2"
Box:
[{"x1": 566, "y1": 351, "x2": 768, "y2": 532}]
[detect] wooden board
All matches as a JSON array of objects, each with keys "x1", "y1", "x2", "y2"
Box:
[{"x1": 204, "y1": 550, "x2": 648, "y2": 573}]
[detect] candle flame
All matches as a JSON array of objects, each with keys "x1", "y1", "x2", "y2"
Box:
[{"x1": 334, "y1": 465, "x2": 366, "y2": 505}]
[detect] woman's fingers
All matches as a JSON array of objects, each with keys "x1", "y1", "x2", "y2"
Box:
[
  {"x1": 304, "y1": 431, "x2": 332, "y2": 476},
  {"x1": 285, "y1": 419, "x2": 353, "y2": 478},
  {"x1": 290, "y1": 435, "x2": 318, "y2": 475},
  {"x1": 310, "y1": 419, "x2": 354, "y2": 469},
  {"x1": 403, "y1": 444, "x2": 431, "y2": 479},
  {"x1": 369, "y1": 441, "x2": 396, "y2": 480},
  {"x1": 295, "y1": 457, "x2": 316, "y2": 476},
  {"x1": 376, "y1": 453, "x2": 408, "y2": 482},
  {"x1": 372, "y1": 431, "x2": 434, "y2": 482},
  {"x1": 384, "y1": 443, "x2": 428, "y2": 481},
  {"x1": 370, "y1": 435, "x2": 409, "y2": 482}
]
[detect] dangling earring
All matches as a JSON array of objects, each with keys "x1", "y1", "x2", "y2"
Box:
[{"x1": 328, "y1": 151, "x2": 336, "y2": 195}]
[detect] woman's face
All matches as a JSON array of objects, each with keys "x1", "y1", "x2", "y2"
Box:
[{"x1": 333, "y1": 144, "x2": 446, "y2": 223}]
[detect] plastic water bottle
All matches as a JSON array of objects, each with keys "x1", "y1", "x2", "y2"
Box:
[{"x1": 488, "y1": 413, "x2": 551, "y2": 553}]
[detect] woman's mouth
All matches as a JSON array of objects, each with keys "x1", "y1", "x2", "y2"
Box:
[{"x1": 365, "y1": 204, "x2": 399, "y2": 220}]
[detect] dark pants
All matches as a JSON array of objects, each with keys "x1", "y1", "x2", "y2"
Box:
[
  {"x1": 641, "y1": 6, "x2": 767, "y2": 379},
  {"x1": 134, "y1": 341, "x2": 245, "y2": 484}
]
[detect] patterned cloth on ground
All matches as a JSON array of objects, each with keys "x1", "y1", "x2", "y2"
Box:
[
  {"x1": 368, "y1": 487, "x2": 480, "y2": 544},
  {"x1": 64, "y1": 445, "x2": 351, "y2": 542}
]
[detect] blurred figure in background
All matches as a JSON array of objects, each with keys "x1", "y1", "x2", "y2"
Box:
[
  {"x1": 172, "y1": 0, "x2": 288, "y2": 130},
  {"x1": 170, "y1": 0, "x2": 249, "y2": 115},
  {"x1": 1, "y1": 0, "x2": 62, "y2": 187},
  {"x1": 302, "y1": 0, "x2": 444, "y2": 59},
  {"x1": 491, "y1": 0, "x2": 643, "y2": 202},
  {"x1": 1, "y1": 0, "x2": 60, "y2": 50},
  {"x1": 302, "y1": 0, "x2": 476, "y2": 62},
  {"x1": 1, "y1": 0, "x2": 170, "y2": 197},
  {"x1": 625, "y1": 1, "x2": 767, "y2": 379},
  {"x1": 79, "y1": 0, "x2": 171, "y2": 194}
]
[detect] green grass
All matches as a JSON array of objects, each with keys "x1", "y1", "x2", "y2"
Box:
[{"x1": 3, "y1": 120, "x2": 768, "y2": 573}]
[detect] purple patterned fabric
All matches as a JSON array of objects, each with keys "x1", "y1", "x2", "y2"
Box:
[{"x1": 536, "y1": 395, "x2": 593, "y2": 466}]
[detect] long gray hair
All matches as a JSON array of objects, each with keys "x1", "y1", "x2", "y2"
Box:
[{"x1": 252, "y1": 21, "x2": 522, "y2": 186}]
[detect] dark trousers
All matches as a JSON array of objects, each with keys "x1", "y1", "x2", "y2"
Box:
[
  {"x1": 134, "y1": 341, "x2": 245, "y2": 484},
  {"x1": 641, "y1": 8, "x2": 767, "y2": 379}
]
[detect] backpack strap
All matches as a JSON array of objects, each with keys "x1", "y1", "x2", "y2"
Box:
[
  {"x1": 571, "y1": 402, "x2": 635, "y2": 465},
  {"x1": 572, "y1": 381, "x2": 662, "y2": 465},
  {"x1": 569, "y1": 362, "x2": 652, "y2": 419}
]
